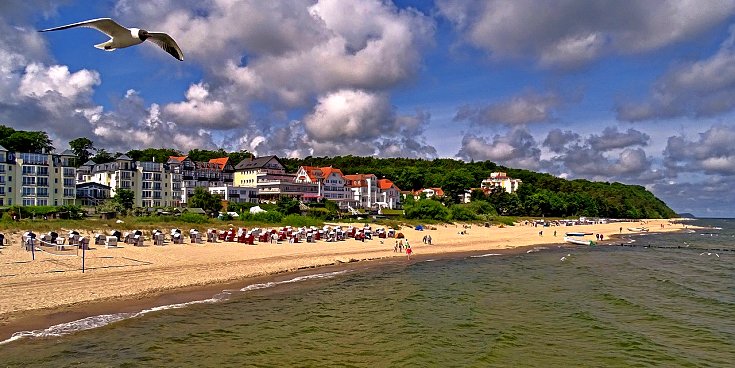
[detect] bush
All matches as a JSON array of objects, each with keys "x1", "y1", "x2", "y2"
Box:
[
  {"x1": 241, "y1": 210, "x2": 283, "y2": 223},
  {"x1": 306, "y1": 207, "x2": 334, "y2": 219},
  {"x1": 179, "y1": 213, "x2": 210, "y2": 224},
  {"x1": 492, "y1": 216, "x2": 517, "y2": 226},
  {"x1": 450, "y1": 205, "x2": 477, "y2": 221},
  {"x1": 468, "y1": 200, "x2": 497, "y2": 216},
  {"x1": 281, "y1": 214, "x2": 322, "y2": 227},
  {"x1": 404, "y1": 199, "x2": 450, "y2": 221}
]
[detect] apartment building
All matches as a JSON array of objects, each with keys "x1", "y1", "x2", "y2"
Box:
[
  {"x1": 377, "y1": 178, "x2": 402, "y2": 209},
  {"x1": 294, "y1": 166, "x2": 353, "y2": 208},
  {"x1": 344, "y1": 173, "x2": 379, "y2": 209},
  {"x1": 0, "y1": 145, "x2": 77, "y2": 207},
  {"x1": 480, "y1": 172, "x2": 522, "y2": 194},
  {"x1": 81, "y1": 155, "x2": 178, "y2": 208}
]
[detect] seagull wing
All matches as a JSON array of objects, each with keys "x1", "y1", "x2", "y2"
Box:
[
  {"x1": 146, "y1": 32, "x2": 184, "y2": 61},
  {"x1": 39, "y1": 18, "x2": 130, "y2": 38}
]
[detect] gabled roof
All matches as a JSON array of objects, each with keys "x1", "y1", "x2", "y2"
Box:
[
  {"x1": 116, "y1": 154, "x2": 133, "y2": 161},
  {"x1": 378, "y1": 178, "x2": 399, "y2": 191},
  {"x1": 234, "y1": 155, "x2": 282, "y2": 170},
  {"x1": 82, "y1": 159, "x2": 96, "y2": 166},
  {"x1": 300, "y1": 166, "x2": 345, "y2": 183},
  {"x1": 0, "y1": 144, "x2": 7, "y2": 152},
  {"x1": 209, "y1": 157, "x2": 229, "y2": 170},
  {"x1": 76, "y1": 182, "x2": 111, "y2": 190},
  {"x1": 168, "y1": 155, "x2": 188, "y2": 163},
  {"x1": 59, "y1": 149, "x2": 75, "y2": 156}
]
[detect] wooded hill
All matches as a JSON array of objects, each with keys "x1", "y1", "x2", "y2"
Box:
[{"x1": 281, "y1": 156, "x2": 677, "y2": 219}]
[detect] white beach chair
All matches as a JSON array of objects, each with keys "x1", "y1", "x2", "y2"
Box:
[{"x1": 105, "y1": 236, "x2": 118, "y2": 248}]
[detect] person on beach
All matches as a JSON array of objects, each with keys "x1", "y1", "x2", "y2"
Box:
[
  {"x1": 427, "y1": 235, "x2": 432, "y2": 245},
  {"x1": 394, "y1": 240, "x2": 398, "y2": 252},
  {"x1": 553, "y1": 230, "x2": 557, "y2": 237},
  {"x1": 406, "y1": 244, "x2": 412, "y2": 260}
]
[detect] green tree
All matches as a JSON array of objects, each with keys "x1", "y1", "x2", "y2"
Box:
[
  {"x1": 113, "y1": 189, "x2": 135, "y2": 210},
  {"x1": 404, "y1": 199, "x2": 450, "y2": 220},
  {"x1": 127, "y1": 148, "x2": 182, "y2": 163},
  {"x1": 0, "y1": 129, "x2": 54, "y2": 153},
  {"x1": 69, "y1": 137, "x2": 95, "y2": 166},
  {"x1": 91, "y1": 148, "x2": 116, "y2": 164},
  {"x1": 187, "y1": 148, "x2": 229, "y2": 162},
  {"x1": 277, "y1": 197, "x2": 301, "y2": 215},
  {"x1": 189, "y1": 187, "x2": 222, "y2": 214},
  {"x1": 228, "y1": 150, "x2": 254, "y2": 166}
]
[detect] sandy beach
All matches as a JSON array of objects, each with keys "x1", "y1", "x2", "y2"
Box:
[{"x1": 0, "y1": 219, "x2": 690, "y2": 337}]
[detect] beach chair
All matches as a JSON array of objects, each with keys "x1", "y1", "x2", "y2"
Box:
[
  {"x1": 218, "y1": 231, "x2": 227, "y2": 241},
  {"x1": 207, "y1": 230, "x2": 217, "y2": 243},
  {"x1": 133, "y1": 234, "x2": 144, "y2": 246},
  {"x1": 154, "y1": 233, "x2": 165, "y2": 246},
  {"x1": 79, "y1": 237, "x2": 90, "y2": 250},
  {"x1": 172, "y1": 233, "x2": 183, "y2": 244},
  {"x1": 105, "y1": 236, "x2": 118, "y2": 248}
]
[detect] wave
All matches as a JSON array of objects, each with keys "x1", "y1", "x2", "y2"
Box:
[
  {"x1": 470, "y1": 253, "x2": 501, "y2": 258},
  {"x1": 1, "y1": 270, "x2": 349, "y2": 345}
]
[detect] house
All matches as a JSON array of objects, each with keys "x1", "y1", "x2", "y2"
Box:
[
  {"x1": 0, "y1": 146, "x2": 77, "y2": 207},
  {"x1": 233, "y1": 155, "x2": 286, "y2": 187},
  {"x1": 76, "y1": 182, "x2": 111, "y2": 206},
  {"x1": 480, "y1": 172, "x2": 522, "y2": 194},
  {"x1": 344, "y1": 173, "x2": 379, "y2": 209},
  {"x1": 294, "y1": 166, "x2": 353, "y2": 208},
  {"x1": 377, "y1": 178, "x2": 401, "y2": 209},
  {"x1": 413, "y1": 187, "x2": 444, "y2": 199}
]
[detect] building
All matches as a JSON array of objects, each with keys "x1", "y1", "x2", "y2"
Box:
[
  {"x1": 344, "y1": 174, "x2": 379, "y2": 209},
  {"x1": 0, "y1": 146, "x2": 77, "y2": 207},
  {"x1": 294, "y1": 166, "x2": 353, "y2": 208},
  {"x1": 208, "y1": 185, "x2": 258, "y2": 204},
  {"x1": 480, "y1": 172, "x2": 522, "y2": 194},
  {"x1": 377, "y1": 178, "x2": 401, "y2": 209},
  {"x1": 82, "y1": 155, "x2": 178, "y2": 208},
  {"x1": 232, "y1": 156, "x2": 316, "y2": 202},
  {"x1": 413, "y1": 187, "x2": 444, "y2": 199},
  {"x1": 76, "y1": 182, "x2": 111, "y2": 206}
]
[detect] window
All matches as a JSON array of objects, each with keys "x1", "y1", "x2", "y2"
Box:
[
  {"x1": 22, "y1": 177, "x2": 35, "y2": 186},
  {"x1": 22, "y1": 187, "x2": 35, "y2": 196}
]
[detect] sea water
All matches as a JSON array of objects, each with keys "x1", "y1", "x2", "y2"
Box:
[{"x1": 0, "y1": 219, "x2": 733, "y2": 367}]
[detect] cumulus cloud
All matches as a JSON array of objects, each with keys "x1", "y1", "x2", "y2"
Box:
[
  {"x1": 437, "y1": 0, "x2": 735, "y2": 69},
  {"x1": 163, "y1": 83, "x2": 238, "y2": 128},
  {"x1": 454, "y1": 90, "x2": 566, "y2": 126},
  {"x1": 543, "y1": 129, "x2": 580, "y2": 153},
  {"x1": 587, "y1": 127, "x2": 649, "y2": 151},
  {"x1": 456, "y1": 129, "x2": 542, "y2": 169},
  {"x1": 663, "y1": 125, "x2": 735, "y2": 175},
  {"x1": 617, "y1": 29, "x2": 735, "y2": 121}
]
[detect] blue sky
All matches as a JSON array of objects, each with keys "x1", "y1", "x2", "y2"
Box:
[{"x1": 3, "y1": 0, "x2": 735, "y2": 217}]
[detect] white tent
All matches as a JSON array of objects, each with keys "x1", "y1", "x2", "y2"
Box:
[{"x1": 249, "y1": 206, "x2": 266, "y2": 214}]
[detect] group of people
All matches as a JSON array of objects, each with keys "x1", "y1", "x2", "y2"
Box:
[
  {"x1": 394, "y1": 239, "x2": 412, "y2": 259},
  {"x1": 595, "y1": 233, "x2": 604, "y2": 241},
  {"x1": 422, "y1": 235, "x2": 432, "y2": 245}
]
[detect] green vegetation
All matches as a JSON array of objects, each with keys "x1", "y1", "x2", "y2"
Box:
[
  {"x1": 188, "y1": 187, "x2": 223, "y2": 214},
  {"x1": 0, "y1": 125, "x2": 54, "y2": 153},
  {"x1": 282, "y1": 155, "x2": 676, "y2": 219}
]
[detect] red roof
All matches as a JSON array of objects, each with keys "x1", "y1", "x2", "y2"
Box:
[
  {"x1": 209, "y1": 157, "x2": 229, "y2": 170},
  {"x1": 378, "y1": 178, "x2": 399, "y2": 191},
  {"x1": 414, "y1": 187, "x2": 444, "y2": 196},
  {"x1": 344, "y1": 174, "x2": 376, "y2": 187},
  {"x1": 169, "y1": 156, "x2": 187, "y2": 162},
  {"x1": 300, "y1": 166, "x2": 344, "y2": 182}
]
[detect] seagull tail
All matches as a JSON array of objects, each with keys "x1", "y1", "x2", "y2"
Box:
[{"x1": 94, "y1": 41, "x2": 115, "y2": 51}]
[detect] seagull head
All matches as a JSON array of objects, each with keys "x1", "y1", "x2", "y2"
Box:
[{"x1": 137, "y1": 29, "x2": 150, "y2": 41}]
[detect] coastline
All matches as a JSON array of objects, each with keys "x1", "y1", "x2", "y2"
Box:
[{"x1": 0, "y1": 219, "x2": 691, "y2": 342}]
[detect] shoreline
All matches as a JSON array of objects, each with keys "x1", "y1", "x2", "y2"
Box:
[{"x1": 0, "y1": 219, "x2": 691, "y2": 342}]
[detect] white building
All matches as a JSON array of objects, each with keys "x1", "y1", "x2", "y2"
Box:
[
  {"x1": 0, "y1": 146, "x2": 77, "y2": 207},
  {"x1": 480, "y1": 172, "x2": 522, "y2": 194},
  {"x1": 208, "y1": 185, "x2": 258, "y2": 204},
  {"x1": 377, "y1": 178, "x2": 401, "y2": 209},
  {"x1": 344, "y1": 174, "x2": 379, "y2": 209},
  {"x1": 294, "y1": 166, "x2": 353, "y2": 208}
]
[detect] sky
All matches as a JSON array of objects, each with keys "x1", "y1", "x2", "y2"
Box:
[{"x1": 2, "y1": 0, "x2": 735, "y2": 217}]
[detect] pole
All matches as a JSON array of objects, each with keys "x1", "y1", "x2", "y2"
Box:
[
  {"x1": 82, "y1": 245, "x2": 85, "y2": 273},
  {"x1": 31, "y1": 239, "x2": 35, "y2": 261}
]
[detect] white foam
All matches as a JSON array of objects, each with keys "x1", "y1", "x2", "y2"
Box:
[
  {"x1": 1, "y1": 271, "x2": 349, "y2": 345},
  {"x1": 239, "y1": 270, "x2": 349, "y2": 292},
  {"x1": 470, "y1": 253, "x2": 501, "y2": 258}
]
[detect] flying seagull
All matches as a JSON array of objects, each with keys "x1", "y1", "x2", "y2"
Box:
[{"x1": 39, "y1": 18, "x2": 183, "y2": 61}]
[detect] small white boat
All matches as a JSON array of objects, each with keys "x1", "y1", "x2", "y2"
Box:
[
  {"x1": 627, "y1": 227, "x2": 649, "y2": 232},
  {"x1": 565, "y1": 232, "x2": 592, "y2": 237},
  {"x1": 564, "y1": 236, "x2": 595, "y2": 246}
]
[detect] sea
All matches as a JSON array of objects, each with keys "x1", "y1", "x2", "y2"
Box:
[{"x1": 0, "y1": 219, "x2": 733, "y2": 367}]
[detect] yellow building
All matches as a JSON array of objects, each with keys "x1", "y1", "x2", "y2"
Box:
[{"x1": 0, "y1": 146, "x2": 76, "y2": 207}]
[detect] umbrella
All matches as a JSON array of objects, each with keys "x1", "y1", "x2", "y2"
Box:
[{"x1": 396, "y1": 232, "x2": 405, "y2": 239}]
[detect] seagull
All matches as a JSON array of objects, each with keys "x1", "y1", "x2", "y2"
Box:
[{"x1": 39, "y1": 18, "x2": 183, "y2": 61}]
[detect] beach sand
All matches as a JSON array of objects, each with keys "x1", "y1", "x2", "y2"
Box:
[{"x1": 0, "y1": 219, "x2": 689, "y2": 336}]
